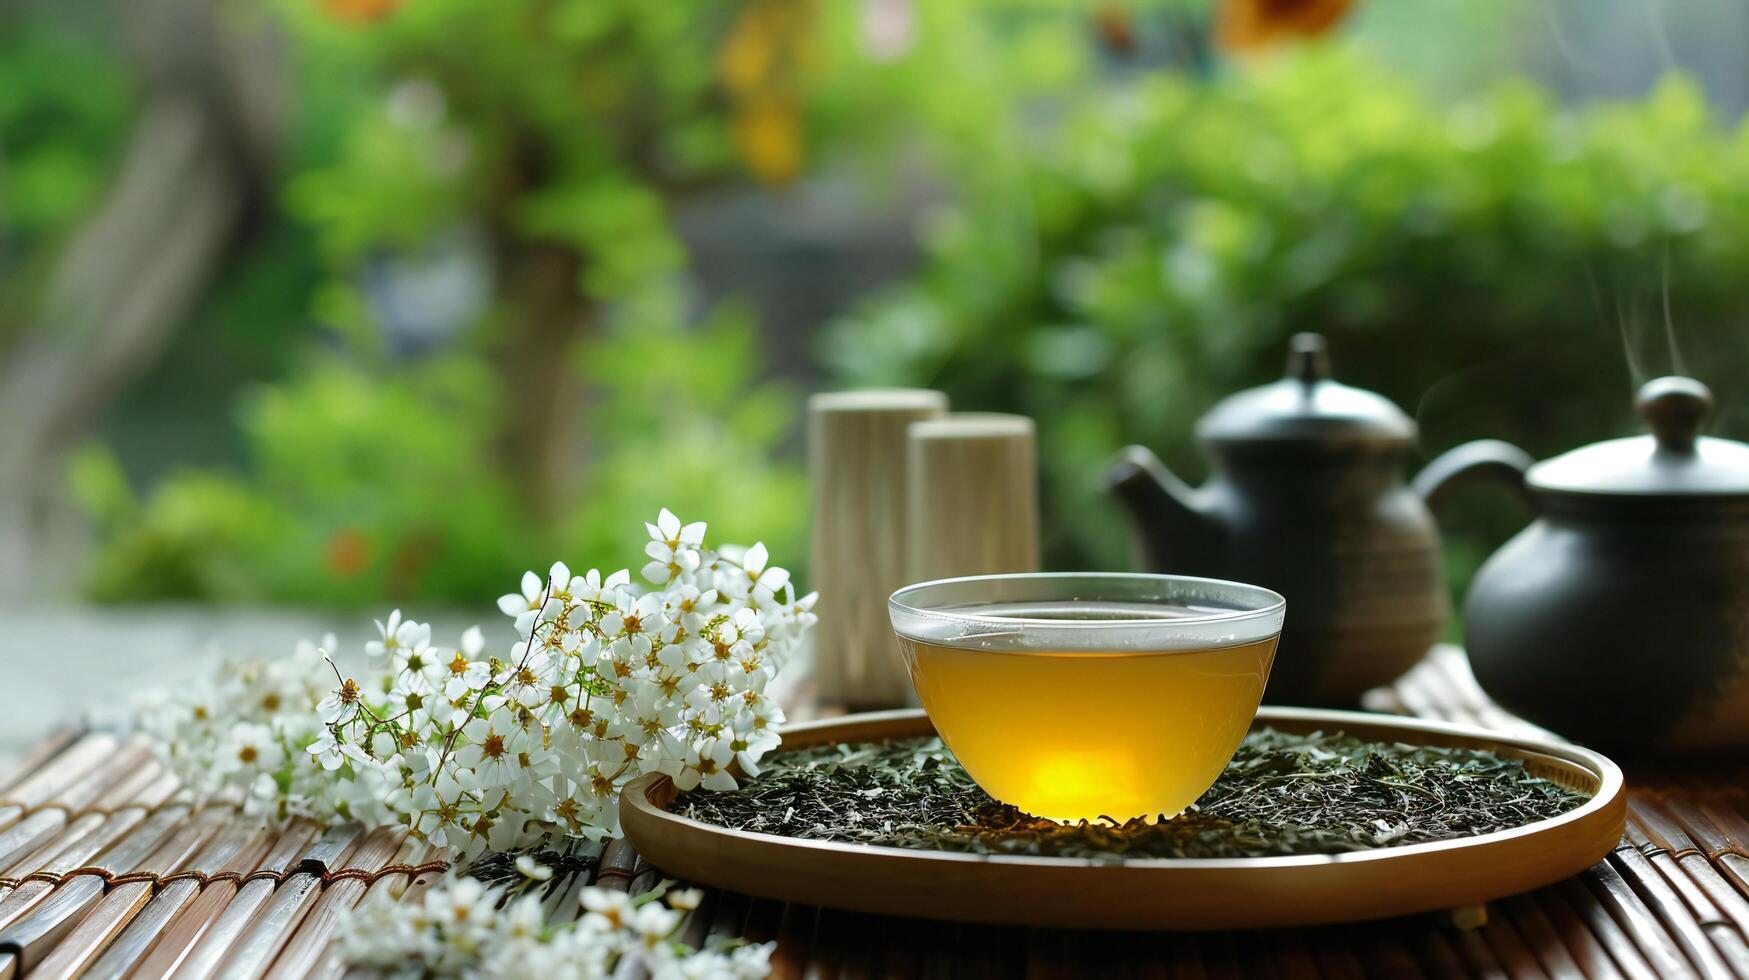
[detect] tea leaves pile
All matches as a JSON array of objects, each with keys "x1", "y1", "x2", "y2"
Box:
[{"x1": 674, "y1": 729, "x2": 1588, "y2": 862}]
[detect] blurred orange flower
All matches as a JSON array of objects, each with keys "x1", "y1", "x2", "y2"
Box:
[
  {"x1": 1094, "y1": 3, "x2": 1138, "y2": 56},
  {"x1": 325, "y1": 527, "x2": 371, "y2": 579},
  {"x1": 1217, "y1": 0, "x2": 1353, "y2": 51},
  {"x1": 322, "y1": 0, "x2": 402, "y2": 26}
]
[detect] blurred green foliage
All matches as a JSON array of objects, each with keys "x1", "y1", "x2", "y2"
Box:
[
  {"x1": 68, "y1": 0, "x2": 818, "y2": 606},
  {"x1": 0, "y1": 5, "x2": 131, "y2": 328},
  {"x1": 74, "y1": 309, "x2": 804, "y2": 604},
  {"x1": 25, "y1": 1, "x2": 1749, "y2": 609},
  {"x1": 826, "y1": 48, "x2": 1749, "y2": 582}
]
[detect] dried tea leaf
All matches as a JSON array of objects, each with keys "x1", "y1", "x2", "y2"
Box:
[{"x1": 674, "y1": 728, "x2": 1588, "y2": 863}]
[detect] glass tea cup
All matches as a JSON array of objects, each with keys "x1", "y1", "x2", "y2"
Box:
[{"x1": 889, "y1": 572, "x2": 1285, "y2": 823}]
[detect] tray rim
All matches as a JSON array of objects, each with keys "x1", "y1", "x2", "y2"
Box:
[
  {"x1": 619, "y1": 706, "x2": 1627, "y2": 929},
  {"x1": 625, "y1": 706, "x2": 1622, "y2": 872}
]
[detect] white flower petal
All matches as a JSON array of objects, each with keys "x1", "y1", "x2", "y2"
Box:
[{"x1": 743, "y1": 542, "x2": 768, "y2": 575}]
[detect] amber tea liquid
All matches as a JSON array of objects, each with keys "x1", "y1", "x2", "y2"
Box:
[{"x1": 897, "y1": 602, "x2": 1277, "y2": 823}]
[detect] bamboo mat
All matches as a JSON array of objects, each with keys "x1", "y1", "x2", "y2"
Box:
[{"x1": 2, "y1": 647, "x2": 1747, "y2": 978}]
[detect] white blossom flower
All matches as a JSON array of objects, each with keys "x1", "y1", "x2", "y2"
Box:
[
  {"x1": 663, "y1": 736, "x2": 738, "y2": 792},
  {"x1": 306, "y1": 730, "x2": 352, "y2": 772},
  {"x1": 365, "y1": 609, "x2": 403, "y2": 659},
  {"x1": 514, "y1": 855, "x2": 553, "y2": 882},
  {"x1": 643, "y1": 508, "x2": 707, "y2": 579},
  {"x1": 317, "y1": 676, "x2": 364, "y2": 725},
  {"x1": 568, "y1": 567, "x2": 630, "y2": 605},
  {"x1": 727, "y1": 719, "x2": 782, "y2": 777},
  {"x1": 365, "y1": 609, "x2": 433, "y2": 661},
  {"x1": 498, "y1": 570, "x2": 561, "y2": 634},
  {"x1": 340, "y1": 874, "x2": 774, "y2": 978},
  {"x1": 141, "y1": 510, "x2": 814, "y2": 865},
  {"x1": 667, "y1": 888, "x2": 705, "y2": 911},
  {"x1": 215, "y1": 722, "x2": 283, "y2": 777}
]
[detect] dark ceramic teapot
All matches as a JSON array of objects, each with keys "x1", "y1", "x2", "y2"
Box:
[
  {"x1": 1417, "y1": 376, "x2": 1749, "y2": 753},
  {"x1": 1104, "y1": 334, "x2": 1448, "y2": 706}
]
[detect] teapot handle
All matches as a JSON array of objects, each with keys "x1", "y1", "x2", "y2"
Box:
[{"x1": 1413, "y1": 440, "x2": 1536, "y2": 512}]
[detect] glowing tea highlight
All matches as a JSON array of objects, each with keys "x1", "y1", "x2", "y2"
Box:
[{"x1": 889, "y1": 575, "x2": 1285, "y2": 823}]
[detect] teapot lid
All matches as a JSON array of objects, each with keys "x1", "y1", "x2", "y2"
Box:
[
  {"x1": 1526, "y1": 377, "x2": 1749, "y2": 496},
  {"x1": 1196, "y1": 334, "x2": 1416, "y2": 446}
]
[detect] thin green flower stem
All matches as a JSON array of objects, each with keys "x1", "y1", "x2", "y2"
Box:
[{"x1": 428, "y1": 582, "x2": 554, "y2": 785}]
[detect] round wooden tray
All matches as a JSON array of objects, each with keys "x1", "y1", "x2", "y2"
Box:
[{"x1": 620, "y1": 708, "x2": 1625, "y2": 930}]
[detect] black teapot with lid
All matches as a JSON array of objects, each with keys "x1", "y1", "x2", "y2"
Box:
[
  {"x1": 1105, "y1": 333, "x2": 1450, "y2": 706},
  {"x1": 1418, "y1": 376, "x2": 1749, "y2": 752}
]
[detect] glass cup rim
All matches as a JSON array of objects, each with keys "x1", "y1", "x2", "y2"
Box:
[{"x1": 888, "y1": 571, "x2": 1286, "y2": 651}]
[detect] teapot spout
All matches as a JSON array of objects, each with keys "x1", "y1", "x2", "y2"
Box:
[{"x1": 1102, "y1": 445, "x2": 1220, "y2": 573}]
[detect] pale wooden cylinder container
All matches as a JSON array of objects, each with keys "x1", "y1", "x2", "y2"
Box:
[
  {"x1": 906, "y1": 413, "x2": 1040, "y2": 584},
  {"x1": 808, "y1": 389, "x2": 949, "y2": 708}
]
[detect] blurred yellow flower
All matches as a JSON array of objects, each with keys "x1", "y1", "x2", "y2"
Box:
[
  {"x1": 731, "y1": 98, "x2": 803, "y2": 185},
  {"x1": 1217, "y1": 0, "x2": 1353, "y2": 51},
  {"x1": 720, "y1": 0, "x2": 813, "y2": 185}
]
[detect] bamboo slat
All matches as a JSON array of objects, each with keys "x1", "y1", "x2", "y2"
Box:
[
  {"x1": 0, "y1": 733, "x2": 119, "y2": 834},
  {"x1": 1622, "y1": 801, "x2": 1749, "y2": 977},
  {"x1": 1358, "y1": 925, "x2": 1430, "y2": 979},
  {"x1": 1663, "y1": 798, "x2": 1742, "y2": 860},
  {"x1": 212, "y1": 822, "x2": 361, "y2": 979},
  {"x1": 1698, "y1": 801, "x2": 1749, "y2": 852},
  {"x1": 537, "y1": 867, "x2": 591, "y2": 927},
  {"x1": 27, "y1": 805, "x2": 228, "y2": 980},
  {"x1": 163, "y1": 821, "x2": 318, "y2": 980},
  {"x1": 263, "y1": 826, "x2": 405, "y2": 980},
  {"x1": 1500, "y1": 893, "x2": 1589, "y2": 979},
  {"x1": 300, "y1": 838, "x2": 435, "y2": 980},
  {"x1": 0, "y1": 768, "x2": 178, "y2": 915},
  {"x1": 1477, "y1": 912, "x2": 1554, "y2": 979},
  {"x1": 0, "y1": 812, "x2": 68, "y2": 879},
  {"x1": 0, "y1": 790, "x2": 194, "y2": 976},
  {"x1": 0, "y1": 731, "x2": 81, "y2": 797},
  {"x1": 1308, "y1": 923, "x2": 1371, "y2": 979},
  {"x1": 1630, "y1": 805, "x2": 1749, "y2": 952},
  {"x1": 593, "y1": 837, "x2": 639, "y2": 895},
  {"x1": 80, "y1": 821, "x2": 274, "y2": 980},
  {"x1": 0, "y1": 802, "x2": 187, "y2": 935},
  {"x1": 767, "y1": 902, "x2": 815, "y2": 980},
  {"x1": 1607, "y1": 846, "x2": 1732, "y2": 978},
  {"x1": 0, "y1": 873, "x2": 106, "y2": 979},
  {"x1": 1528, "y1": 885, "x2": 1642, "y2": 980},
  {"x1": 1412, "y1": 928, "x2": 1478, "y2": 980},
  {"x1": 0, "y1": 743, "x2": 161, "y2": 874}
]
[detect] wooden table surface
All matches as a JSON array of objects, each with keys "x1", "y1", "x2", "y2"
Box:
[{"x1": 0, "y1": 647, "x2": 1745, "y2": 978}]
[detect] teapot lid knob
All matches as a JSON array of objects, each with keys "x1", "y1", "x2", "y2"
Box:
[
  {"x1": 1637, "y1": 376, "x2": 1712, "y2": 453},
  {"x1": 1285, "y1": 333, "x2": 1331, "y2": 387}
]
